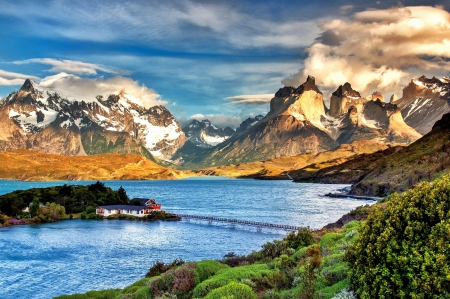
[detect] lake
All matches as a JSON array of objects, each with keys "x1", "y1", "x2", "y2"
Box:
[{"x1": 0, "y1": 178, "x2": 373, "y2": 299}]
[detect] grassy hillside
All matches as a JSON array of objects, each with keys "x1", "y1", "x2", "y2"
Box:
[
  {"x1": 196, "y1": 140, "x2": 390, "y2": 179},
  {"x1": 0, "y1": 149, "x2": 189, "y2": 181}
]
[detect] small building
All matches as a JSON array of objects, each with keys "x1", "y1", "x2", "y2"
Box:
[
  {"x1": 96, "y1": 205, "x2": 154, "y2": 217},
  {"x1": 133, "y1": 198, "x2": 162, "y2": 210}
]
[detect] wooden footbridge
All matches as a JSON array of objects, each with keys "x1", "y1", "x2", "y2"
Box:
[{"x1": 170, "y1": 213, "x2": 303, "y2": 231}]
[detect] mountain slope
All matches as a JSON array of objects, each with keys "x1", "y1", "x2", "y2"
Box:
[
  {"x1": 0, "y1": 149, "x2": 188, "y2": 181},
  {"x1": 0, "y1": 79, "x2": 187, "y2": 161},
  {"x1": 196, "y1": 140, "x2": 391, "y2": 178},
  {"x1": 396, "y1": 75, "x2": 450, "y2": 134}
]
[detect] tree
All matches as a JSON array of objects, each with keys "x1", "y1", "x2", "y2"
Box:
[
  {"x1": 118, "y1": 186, "x2": 129, "y2": 204},
  {"x1": 47, "y1": 202, "x2": 66, "y2": 222},
  {"x1": 346, "y1": 175, "x2": 450, "y2": 299},
  {"x1": 29, "y1": 197, "x2": 40, "y2": 217}
]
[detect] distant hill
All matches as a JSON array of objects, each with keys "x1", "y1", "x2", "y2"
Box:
[{"x1": 0, "y1": 149, "x2": 188, "y2": 181}]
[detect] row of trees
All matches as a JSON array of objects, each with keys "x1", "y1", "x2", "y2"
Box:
[{"x1": 0, "y1": 181, "x2": 130, "y2": 217}]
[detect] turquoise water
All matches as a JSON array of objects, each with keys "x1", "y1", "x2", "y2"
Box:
[{"x1": 0, "y1": 178, "x2": 372, "y2": 299}]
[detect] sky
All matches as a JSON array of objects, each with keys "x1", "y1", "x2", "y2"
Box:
[{"x1": 0, "y1": 0, "x2": 449, "y2": 128}]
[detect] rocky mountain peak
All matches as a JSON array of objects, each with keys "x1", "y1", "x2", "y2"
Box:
[
  {"x1": 275, "y1": 86, "x2": 296, "y2": 98},
  {"x1": 274, "y1": 75, "x2": 321, "y2": 98},
  {"x1": 295, "y1": 75, "x2": 321, "y2": 95},
  {"x1": 329, "y1": 83, "x2": 364, "y2": 117},
  {"x1": 332, "y1": 82, "x2": 361, "y2": 98},
  {"x1": 371, "y1": 91, "x2": 384, "y2": 102}
]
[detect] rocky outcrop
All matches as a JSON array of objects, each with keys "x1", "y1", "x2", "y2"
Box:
[
  {"x1": 0, "y1": 79, "x2": 187, "y2": 161},
  {"x1": 183, "y1": 119, "x2": 234, "y2": 148},
  {"x1": 329, "y1": 83, "x2": 365, "y2": 117},
  {"x1": 396, "y1": 76, "x2": 450, "y2": 134},
  {"x1": 325, "y1": 85, "x2": 421, "y2": 145}
]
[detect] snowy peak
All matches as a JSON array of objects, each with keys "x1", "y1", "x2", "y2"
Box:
[
  {"x1": 395, "y1": 75, "x2": 450, "y2": 135},
  {"x1": 0, "y1": 79, "x2": 187, "y2": 160},
  {"x1": 182, "y1": 119, "x2": 234, "y2": 148}
]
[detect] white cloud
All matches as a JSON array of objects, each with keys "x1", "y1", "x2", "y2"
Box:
[
  {"x1": 0, "y1": 69, "x2": 39, "y2": 86},
  {"x1": 283, "y1": 6, "x2": 450, "y2": 98},
  {"x1": 12, "y1": 58, "x2": 121, "y2": 75},
  {"x1": 224, "y1": 94, "x2": 273, "y2": 105},
  {"x1": 39, "y1": 73, "x2": 166, "y2": 108}
]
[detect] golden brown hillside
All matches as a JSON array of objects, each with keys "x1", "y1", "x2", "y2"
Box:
[
  {"x1": 197, "y1": 140, "x2": 391, "y2": 179},
  {"x1": 0, "y1": 150, "x2": 190, "y2": 181}
]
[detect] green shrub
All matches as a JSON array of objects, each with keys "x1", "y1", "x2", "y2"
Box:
[
  {"x1": 346, "y1": 175, "x2": 450, "y2": 299},
  {"x1": 80, "y1": 211, "x2": 87, "y2": 219},
  {"x1": 88, "y1": 212, "x2": 100, "y2": 219},
  {"x1": 86, "y1": 206, "x2": 96, "y2": 214},
  {"x1": 203, "y1": 282, "x2": 258, "y2": 299},
  {"x1": 194, "y1": 260, "x2": 229, "y2": 285},
  {"x1": 193, "y1": 264, "x2": 274, "y2": 298},
  {"x1": 285, "y1": 227, "x2": 315, "y2": 250}
]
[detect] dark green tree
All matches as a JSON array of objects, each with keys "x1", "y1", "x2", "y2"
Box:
[
  {"x1": 29, "y1": 198, "x2": 40, "y2": 217},
  {"x1": 118, "y1": 186, "x2": 129, "y2": 203}
]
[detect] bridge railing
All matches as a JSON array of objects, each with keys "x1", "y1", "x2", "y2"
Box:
[{"x1": 170, "y1": 213, "x2": 307, "y2": 231}]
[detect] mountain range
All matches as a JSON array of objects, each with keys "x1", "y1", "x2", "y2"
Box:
[{"x1": 0, "y1": 75, "x2": 449, "y2": 171}]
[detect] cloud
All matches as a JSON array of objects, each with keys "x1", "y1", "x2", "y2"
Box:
[
  {"x1": 339, "y1": 5, "x2": 354, "y2": 14},
  {"x1": 283, "y1": 6, "x2": 450, "y2": 98},
  {"x1": 0, "y1": 69, "x2": 39, "y2": 85},
  {"x1": 39, "y1": 73, "x2": 166, "y2": 108},
  {"x1": 0, "y1": 0, "x2": 322, "y2": 52},
  {"x1": 224, "y1": 94, "x2": 274, "y2": 105},
  {"x1": 12, "y1": 58, "x2": 123, "y2": 75}
]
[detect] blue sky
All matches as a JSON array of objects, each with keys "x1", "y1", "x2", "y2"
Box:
[{"x1": 0, "y1": 0, "x2": 449, "y2": 128}]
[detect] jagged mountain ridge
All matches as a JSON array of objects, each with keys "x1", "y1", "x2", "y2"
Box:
[
  {"x1": 182, "y1": 119, "x2": 234, "y2": 148},
  {"x1": 234, "y1": 115, "x2": 264, "y2": 135},
  {"x1": 395, "y1": 75, "x2": 450, "y2": 135},
  {"x1": 0, "y1": 79, "x2": 187, "y2": 161},
  {"x1": 180, "y1": 76, "x2": 422, "y2": 167}
]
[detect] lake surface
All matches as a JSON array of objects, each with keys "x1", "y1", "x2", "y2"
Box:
[{"x1": 0, "y1": 178, "x2": 373, "y2": 299}]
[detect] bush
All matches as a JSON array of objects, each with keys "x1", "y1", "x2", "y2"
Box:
[
  {"x1": 203, "y1": 282, "x2": 258, "y2": 299},
  {"x1": 88, "y1": 212, "x2": 100, "y2": 220},
  {"x1": 146, "y1": 258, "x2": 185, "y2": 278},
  {"x1": 285, "y1": 227, "x2": 315, "y2": 250},
  {"x1": 193, "y1": 264, "x2": 274, "y2": 298},
  {"x1": 86, "y1": 206, "x2": 96, "y2": 214},
  {"x1": 149, "y1": 262, "x2": 196, "y2": 299},
  {"x1": 80, "y1": 211, "x2": 87, "y2": 219},
  {"x1": 346, "y1": 175, "x2": 450, "y2": 299}
]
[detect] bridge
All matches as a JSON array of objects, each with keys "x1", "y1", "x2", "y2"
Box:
[{"x1": 169, "y1": 213, "x2": 303, "y2": 231}]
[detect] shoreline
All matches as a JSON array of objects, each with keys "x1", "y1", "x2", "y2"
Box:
[{"x1": 324, "y1": 192, "x2": 382, "y2": 201}]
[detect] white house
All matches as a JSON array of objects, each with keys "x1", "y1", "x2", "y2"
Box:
[{"x1": 96, "y1": 205, "x2": 153, "y2": 217}]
